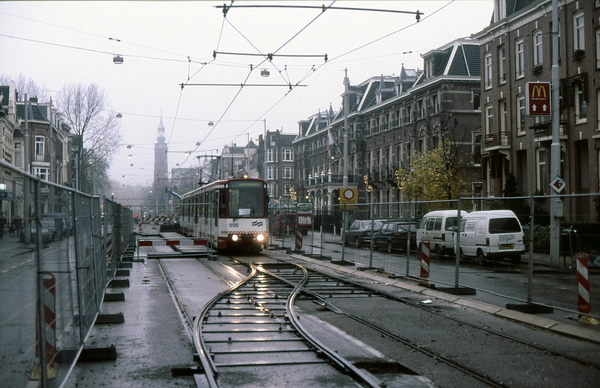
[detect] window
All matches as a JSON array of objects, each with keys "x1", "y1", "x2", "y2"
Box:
[
  {"x1": 536, "y1": 148, "x2": 547, "y2": 193},
  {"x1": 574, "y1": 11, "x2": 585, "y2": 51},
  {"x1": 32, "y1": 167, "x2": 48, "y2": 181},
  {"x1": 267, "y1": 149, "x2": 276, "y2": 162},
  {"x1": 597, "y1": 89, "x2": 600, "y2": 130},
  {"x1": 498, "y1": 45, "x2": 507, "y2": 84},
  {"x1": 35, "y1": 136, "x2": 45, "y2": 155},
  {"x1": 574, "y1": 82, "x2": 587, "y2": 123},
  {"x1": 267, "y1": 166, "x2": 277, "y2": 180},
  {"x1": 533, "y1": 30, "x2": 543, "y2": 65},
  {"x1": 517, "y1": 95, "x2": 526, "y2": 134},
  {"x1": 282, "y1": 149, "x2": 293, "y2": 161},
  {"x1": 515, "y1": 38, "x2": 524, "y2": 78},
  {"x1": 484, "y1": 52, "x2": 493, "y2": 89},
  {"x1": 472, "y1": 89, "x2": 481, "y2": 110},
  {"x1": 14, "y1": 141, "x2": 22, "y2": 168},
  {"x1": 485, "y1": 104, "x2": 494, "y2": 134},
  {"x1": 596, "y1": 28, "x2": 600, "y2": 68},
  {"x1": 472, "y1": 132, "x2": 482, "y2": 166},
  {"x1": 499, "y1": 99, "x2": 508, "y2": 133},
  {"x1": 282, "y1": 166, "x2": 293, "y2": 179}
]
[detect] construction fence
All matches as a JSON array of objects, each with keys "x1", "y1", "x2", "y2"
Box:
[
  {"x1": 0, "y1": 161, "x2": 133, "y2": 388},
  {"x1": 271, "y1": 193, "x2": 600, "y2": 321}
]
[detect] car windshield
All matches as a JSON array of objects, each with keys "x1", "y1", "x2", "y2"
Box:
[
  {"x1": 489, "y1": 218, "x2": 521, "y2": 234},
  {"x1": 361, "y1": 220, "x2": 384, "y2": 230}
]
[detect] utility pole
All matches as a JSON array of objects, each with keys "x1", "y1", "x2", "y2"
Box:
[
  {"x1": 23, "y1": 94, "x2": 31, "y2": 244},
  {"x1": 549, "y1": 0, "x2": 561, "y2": 266},
  {"x1": 343, "y1": 69, "x2": 349, "y2": 187}
]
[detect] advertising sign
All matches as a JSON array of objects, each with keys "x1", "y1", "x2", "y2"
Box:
[{"x1": 526, "y1": 82, "x2": 551, "y2": 116}]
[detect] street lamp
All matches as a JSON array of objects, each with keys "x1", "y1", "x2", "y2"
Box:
[{"x1": 113, "y1": 55, "x2": 124, "y2": 64}]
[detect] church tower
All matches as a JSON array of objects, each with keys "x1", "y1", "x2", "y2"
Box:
[{"x1": 153, "y1": 118, "x2": 168, "y2": 214}]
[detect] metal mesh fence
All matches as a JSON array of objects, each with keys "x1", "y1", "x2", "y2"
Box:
[
  {"x1": 271, "y1": 194, "x2": 600, "y2": 320},
  {"x1": 0, "y1": 161, "x2": 131, "y2": 387}
]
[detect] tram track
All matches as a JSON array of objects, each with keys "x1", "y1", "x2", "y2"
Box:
[
  {"x1": 164, "y1": 252, "x2": 600, "y2": 387},
  {"x1": 266, "y1": 254, "x2": 600, "y2": 386},
  {"x1": 191, "y1": 258, "x2": 382, "y2": 388}
]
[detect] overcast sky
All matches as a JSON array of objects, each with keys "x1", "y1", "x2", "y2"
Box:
[{"x1": 0, "y1": 0, "x2": 494, "y2": 189}]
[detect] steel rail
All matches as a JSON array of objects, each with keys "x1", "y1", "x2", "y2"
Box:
[
  {"x1": 257, "y1": 262, "x2": 382, "y2": 388},
  {"x1": 192, "y1": 261, "x2": 257, "y2": 387}
]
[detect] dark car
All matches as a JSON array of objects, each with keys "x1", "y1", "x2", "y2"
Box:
[
  {"x1": 42, "y1": 213, "x2": 71, "y2": 238},
  {"x1": 21, "y1": 220, "x2": 53, "y2": 245},
  {"x1": 343, "y1": 219, "x2": 386, "y2": 248},
  {"x1": 373, "y1": 221, "x2": 417, "y2": 253}
]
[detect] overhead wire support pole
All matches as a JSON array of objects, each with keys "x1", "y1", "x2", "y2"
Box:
[
  {"x1": 213, "y1": 51, "x2": 327, "y2": 61},
  {"x1": 215, "y1": 4, "x2": 423, "y2": 21},
  {"x1": 180, "y1": 83, "x2": 307, "y2": 88}
]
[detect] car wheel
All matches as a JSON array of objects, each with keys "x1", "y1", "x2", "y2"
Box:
[
  {"x1": 476, "y1": 249, "x2": 486, "y2": 266},
  {"x1": 354, "y1": 238, "x2": 361, "y2": 248},
  {"x1": 435, "y1": 245, "x2": 443, "y2": 259},
  {"x1": 459, "y1": 249, "x2": 469, "y2": 264},
  {"x1": 386, "y1": 241, "x2": 393, "y2": 253}
]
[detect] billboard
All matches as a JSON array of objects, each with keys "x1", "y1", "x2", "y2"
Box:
[{"x1": 526, "y1": 82, "x2": 551, "y2": 116}]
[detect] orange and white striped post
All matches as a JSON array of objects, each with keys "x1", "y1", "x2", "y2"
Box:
[
  {"x1": 576, "y1": 253, "x2": 591, "y2": 315},
  {"x1": 420, "y1": 241, "x2": 430, "y2": 279},
  {"x1": 295, "y1": 230, "x2": 303, "y2": 251},
  {"x1": 31, "y1": 273, "x2": 59, "y2": 380}
]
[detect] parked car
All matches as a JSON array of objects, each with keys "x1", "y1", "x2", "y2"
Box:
[
  {"x1": 457, "y1": 210, "x2": 525, "y2": 265},
  {"x1": 344, "y1": 219, "x2": 386, "y2": 248},
  {"x1": 21, "y1": 220, "x2": 52, "y2": 245},
  {"x1": 417, "y1": 210, "x2": 468, "y2": 258},
  {"x1": 373, "y1": 221, "x2": 417, "y2": 253},
  {"x1": 42, "y1": 213, "x2": 70, "y2": 239}
]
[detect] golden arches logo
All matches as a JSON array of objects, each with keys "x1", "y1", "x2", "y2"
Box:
[{"x1": 530, "y1": 84, "x2": 548, "y2": 98}]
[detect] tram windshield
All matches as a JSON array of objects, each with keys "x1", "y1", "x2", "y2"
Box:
[{"x1": 228, "y1": 180, "x2": 265, "y2": 218}]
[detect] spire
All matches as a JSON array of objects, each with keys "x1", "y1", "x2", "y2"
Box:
[{"x1": 157, "y1": 116, "x2": 165, "y2": 141}]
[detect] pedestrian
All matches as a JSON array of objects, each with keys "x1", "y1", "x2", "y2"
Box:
[
  {"x1": 12, "y1": 214, "x2": 22, "y2": 237},
  {"x1": 0, "y1": 212, "x2": 6, "y2": 238}
]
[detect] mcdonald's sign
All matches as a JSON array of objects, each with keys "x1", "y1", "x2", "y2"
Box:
[{"x1": 526, "y1": 82, "x2": 551, "y2": 116}]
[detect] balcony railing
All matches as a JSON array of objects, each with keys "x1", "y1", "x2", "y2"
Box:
[{"x1": 484, "y1": 131, "x2": 511, "y2": 147}]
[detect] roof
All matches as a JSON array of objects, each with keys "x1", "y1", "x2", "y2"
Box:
[{"x1": 16, "y1": 102, "x2": 50, "y2": 121}]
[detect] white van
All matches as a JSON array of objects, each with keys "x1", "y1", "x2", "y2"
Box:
[
  {"x1": 417, "y1": 210, "x2": 468, "y2": 257},
  {"x1": 457, "y1": 210, "x2": 525, "y2": 265}
]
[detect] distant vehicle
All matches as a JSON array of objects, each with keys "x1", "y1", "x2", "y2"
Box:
[
  {"x1": 417, "y1": 210, "x2": 468, "y2": 258},
  {"x1": 270, "y1": 213, "x2": 296, "y2": 236},
  {"x1": 373, "y1": 221, "x2": 417, "y2": 253},
  {"x1": 42, "y1": 213, "x2": 71, "y2": 238},
  {"x1": 344, "y1": 219, "x2": 386, "y2": 248},
  {"x1": 22, "y1": 221, "x2": 52, "y2": 245},
  {"x1": 457, "y1": 210, "x2": 525, "y2": 265}
]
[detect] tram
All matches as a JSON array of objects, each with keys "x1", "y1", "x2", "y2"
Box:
[{"x1": 180, "y1": 177, "x2": 269, "y2": 253}]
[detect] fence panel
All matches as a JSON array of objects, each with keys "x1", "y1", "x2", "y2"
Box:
[{"x1": 0, "y1": 161, "x2": 130, "y2": 387}]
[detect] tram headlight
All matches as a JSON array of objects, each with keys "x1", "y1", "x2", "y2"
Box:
[
  {"x1": 256, "y1": 234, "x2": 265, "y2": 242},
  {"x1": 231, "y1": 234, "x2": 239, "y2": 242}
]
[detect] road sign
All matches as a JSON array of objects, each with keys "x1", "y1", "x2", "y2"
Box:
[
  {"x1": 550, "y1": 176, "x2": 566, "y2": 194},
  {"x1": 526, "y1": 82, "x2": 551, "y2": 116},
  {"x1": 296, "y1": 202, "x2": 313, "y2": 214},
  {"x1": 339, "y1": 188, "x2": 358, "y2": 205}
]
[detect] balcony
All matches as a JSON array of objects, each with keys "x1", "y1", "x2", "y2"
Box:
[
  {"x1": 483, "y1": 131, "x2": 511, "y2": 151},
  {"x1": 531, "y1": 121, "x2": 567, "y2": 142}
]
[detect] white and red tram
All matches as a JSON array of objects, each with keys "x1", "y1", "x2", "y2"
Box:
[{"x1": 180, "y1": 177, "x2": 269, "y2": 253}]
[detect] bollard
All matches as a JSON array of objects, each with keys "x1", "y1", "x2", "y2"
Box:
[
  {"x1": 575, "y1": 252, "x2": 591, "y2": 315},
  {"x1": 295, "y1": 230, "x2": 303, "y2": 251},
  {"x1": 31, "y1": 273, "x2": 59, "y2": 380},
  {"x1": 420, "y1": 241, "x2": 430, "y2": 279}
]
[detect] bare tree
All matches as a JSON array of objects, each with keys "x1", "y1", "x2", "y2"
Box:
[
  {"x1": 0, "y1": 74, "x2": 49, "y2": 101},
  {"x1": 57, "y1": 83, "x2": 121, "y2": 194}
]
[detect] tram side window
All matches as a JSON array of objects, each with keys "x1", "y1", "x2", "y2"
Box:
[{"x1": 218, "y1": 189, "x2": 227, "y2": 218}]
